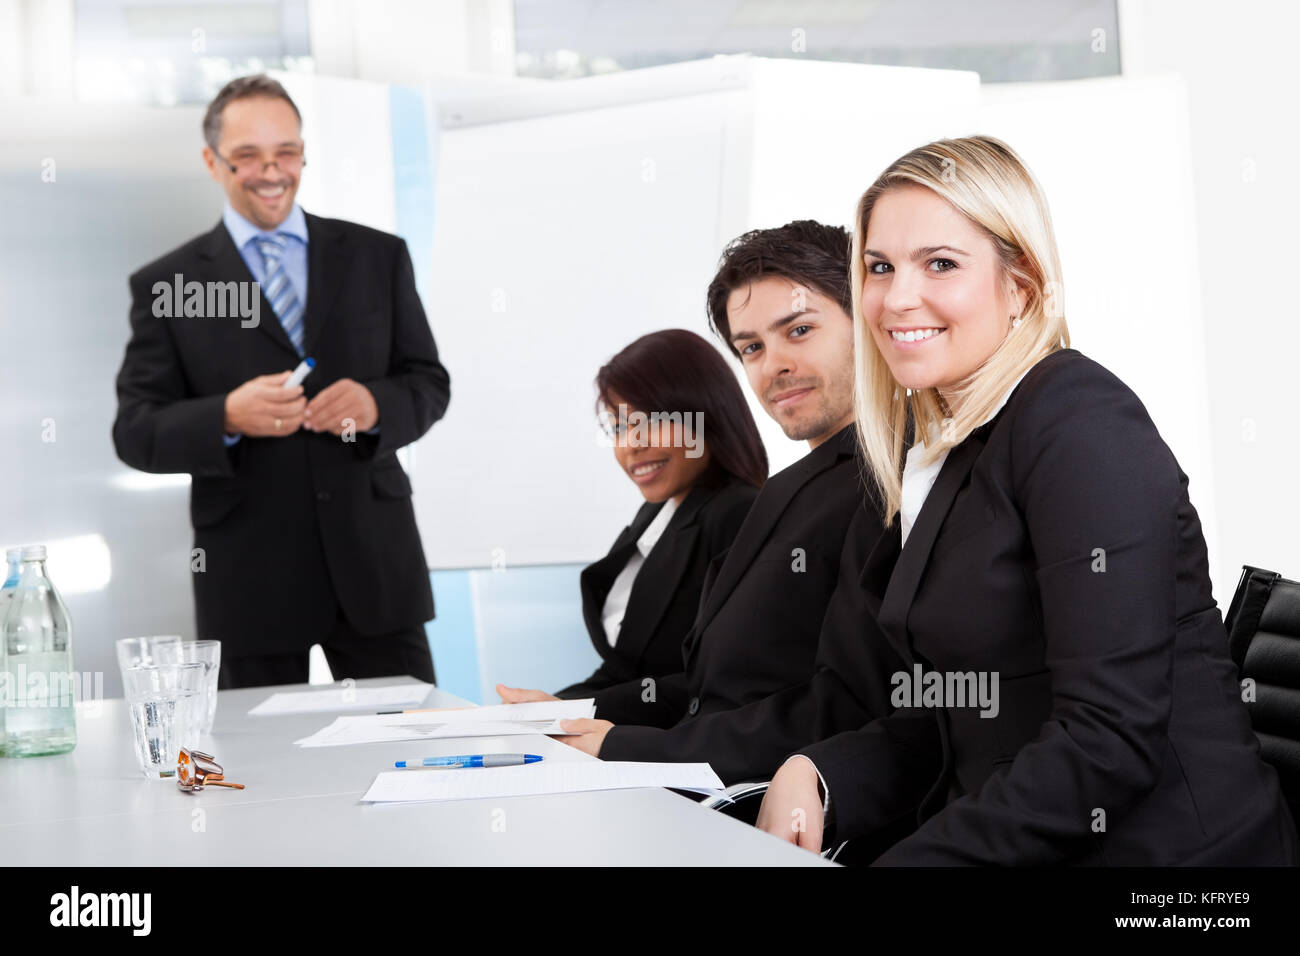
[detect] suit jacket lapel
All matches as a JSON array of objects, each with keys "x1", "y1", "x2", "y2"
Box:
[
  {"x1": 866, "y1": 409, "x2": 1016, "y2": 814},
  {"x1": 615, "y1": 485, "x2": 716, "y2": 666},
  {"x1": 301, "y1": 213, "x2": 347, "y2": 357},
  {"x1": 692, "y1": 428, "x2": 854, "y2": 637},
  {"x1": 874, "y1": 427, "x2": 992, "y2": 659},
  {"x1": 859, "y1": 521, "x2": 901, "y2": 617},
  {"x1": 199, "y1": 222, "x2": 298, "y2": 357},
  {"x1": 579, "y1": 505, "x2": 658, "y2": 662}
]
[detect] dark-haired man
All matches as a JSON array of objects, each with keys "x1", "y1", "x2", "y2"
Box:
[
  {"x1": 113, "y1": 75, "x2": 450, "y2": 688},
  {"x1": 501, "y1": 222, "x2": 903, "y2": 786}
]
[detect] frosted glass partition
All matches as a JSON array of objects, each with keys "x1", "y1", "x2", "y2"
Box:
[{"x1": 0, "y1": 100, "x2": 215, "y2": 698}]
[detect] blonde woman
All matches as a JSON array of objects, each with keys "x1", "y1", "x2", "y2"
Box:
[{"x1": 756, "y1": 135, "x2": 1298, "y2": 865}]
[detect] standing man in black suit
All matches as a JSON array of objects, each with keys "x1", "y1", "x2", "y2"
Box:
[{"x1": 113, "y1": 75, "x2": 450, "y2": 689}]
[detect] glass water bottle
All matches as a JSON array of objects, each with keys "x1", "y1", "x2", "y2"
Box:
[{"x1": 2, "y1": 545, "x2": 76, "y2": 756}]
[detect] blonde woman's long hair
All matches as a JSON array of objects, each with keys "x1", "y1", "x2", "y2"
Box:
[{"x1": 851, "y1": 135, "x2": 1071, "y2": 526}]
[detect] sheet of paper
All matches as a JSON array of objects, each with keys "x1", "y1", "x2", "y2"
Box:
[
  {"x1": 361, "y1": 761, "x2": 725, "y2": 803},
  {"x1": 387, "y1": 719, "x2": 576, "y2": 739},
  {"x1": 293, "y1": 699, "x2": 596, "y2": 747},
  {"x1": 248, "y1": 683, "x2": 432, "y2": 716}
]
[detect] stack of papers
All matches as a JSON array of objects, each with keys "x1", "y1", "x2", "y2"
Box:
[
  {"x1": 248, "y1": 683, "x2": 432, "y2": 716},
  {"x1": 361, "y1": 761, "x2": 725, "y2": 803},
  {"x1": 294, "y1": 699, "x2": 597, "y2": 748}
]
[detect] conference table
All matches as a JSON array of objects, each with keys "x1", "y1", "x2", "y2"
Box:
[{"x1": 1, "y1": 677, "x2": 830, "y2": 866}]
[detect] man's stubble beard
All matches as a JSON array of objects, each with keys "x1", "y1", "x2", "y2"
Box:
[{"x1": 777, "y1": 351, "x2": 855, "y2": 443}]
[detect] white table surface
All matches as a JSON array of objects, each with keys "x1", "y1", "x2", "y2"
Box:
[{"x1": 0, "y1": 678, "x2": 830, "y2": 866}]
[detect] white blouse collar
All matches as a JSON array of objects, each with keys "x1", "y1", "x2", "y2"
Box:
[{"x1": 899, "y1": 366, "x2": 1034, "y2": 547}]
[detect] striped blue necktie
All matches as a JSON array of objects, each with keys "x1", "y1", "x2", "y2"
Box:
[{"x1": 255, "y1": 234, "x2": 304, "y2": 355}]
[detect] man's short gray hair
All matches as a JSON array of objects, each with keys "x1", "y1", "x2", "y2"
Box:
[{"x1": 202, "y1": 74, "x2": 302, "y2": 150}]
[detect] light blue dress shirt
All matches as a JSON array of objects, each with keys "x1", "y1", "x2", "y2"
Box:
[
  {"x1": 219, "y1": 202, "x2": 378, "y2": 445},
  {"x1": 221, "y1": 202, "x2": 308, "y2": 446},
  {"x1": 222, "y1": 200, "x2": 310, "y2": 311}
]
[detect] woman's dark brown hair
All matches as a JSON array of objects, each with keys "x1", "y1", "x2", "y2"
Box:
[{"x1": 596, "y1": 329, "x2": 768, "y2": 489}]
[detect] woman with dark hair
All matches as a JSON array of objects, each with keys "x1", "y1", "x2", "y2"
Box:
[{"x1": 497, "y1": 328, "x2": 767, "y2": 701}]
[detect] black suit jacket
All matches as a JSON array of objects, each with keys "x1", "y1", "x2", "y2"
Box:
[
  {"x1": 801, "y1": 349, "x2": 1299, "y2": 865},
  {"x1": 112, "y1": 213, "x2": 450, "y2": 656},
  {"x1": 555, "y1": 480, "x2": 759, "y2": 699},
  {"x1": 597, "y1": 426, "x2": 866, "y2": 778},
  {"x1": 588, "y1": 501, "x2": 907, "y2": 785}
]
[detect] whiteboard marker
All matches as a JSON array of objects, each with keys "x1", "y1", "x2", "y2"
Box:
[{"x1": 285, "y1": 357, "x2": 315, "y2": 389}]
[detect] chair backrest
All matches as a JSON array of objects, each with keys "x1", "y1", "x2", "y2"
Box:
[{"x1": 1224, "y1": 565, "x2": 1300, "y2": 825}]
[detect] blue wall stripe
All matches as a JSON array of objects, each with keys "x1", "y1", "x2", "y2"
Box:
[
  {"x1": 389, "y1": 83, "x2": 437, "y2": 303},
  {"x1": 425, "y1": 570, "x2": 481, "y2": 702}
]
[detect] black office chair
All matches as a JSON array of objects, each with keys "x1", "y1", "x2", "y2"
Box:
[{"x1": 1224, "y1": 565, "x2": 1300, "y2": 825}]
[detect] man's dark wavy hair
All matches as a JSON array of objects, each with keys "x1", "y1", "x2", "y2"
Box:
[{"x1": 705, "y1": 220, "x2": 853, "y2": 357}]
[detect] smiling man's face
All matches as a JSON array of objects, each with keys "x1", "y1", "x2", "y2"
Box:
[
  {"x1": 202, "y1": 95, "x2": 303, "y2": 230},
  {"x1": 727, "y1": 276, "x2": 855, "y2": 448}
]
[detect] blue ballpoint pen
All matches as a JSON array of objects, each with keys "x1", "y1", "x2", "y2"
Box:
[{"x1": 394, "y1": 754, "x2": 543, "y2": 769}]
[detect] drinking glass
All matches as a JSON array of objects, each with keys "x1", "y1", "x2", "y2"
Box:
[
  {"x1": 122, "y1": 663, "x2": 204, "y2": 778},
  {"x1": 115, "y1": 635, "x2": 181, "y2": 672},
  {"x1": 153, "y1": 640, "x2": 221, "y2": 735}
]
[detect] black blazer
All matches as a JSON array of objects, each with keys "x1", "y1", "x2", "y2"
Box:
[
  {"x1": 587, "y1": 501, "x2": 906, "y2": 785},
  {"x1": 112, "y1": 214, "x2": 450, "y2": 656},
  {"x1": 554, "y1": 479, "x2": 759, "y2": 699},
  {"x1": 597, "y1": 426, "x2": 865, "y2": 769},
  {"x1": 801, "y1": 349, "x2": 1299, "y2": 865}
]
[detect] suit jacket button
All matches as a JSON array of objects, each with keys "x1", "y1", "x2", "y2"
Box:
[
  {"x1": 688, "y1": 697, "x2": 700, "y2": 716},
  {"x1": 316, "y1": 491, "x2": 330, "y2": 502}
]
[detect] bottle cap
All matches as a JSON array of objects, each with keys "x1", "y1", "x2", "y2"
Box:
[
  {"x1": 5, "y1": 547, "x2": 20, "y2": 563},
  {"x1": 20, "y1": 544, "x2": 46, "y2": 561}
]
